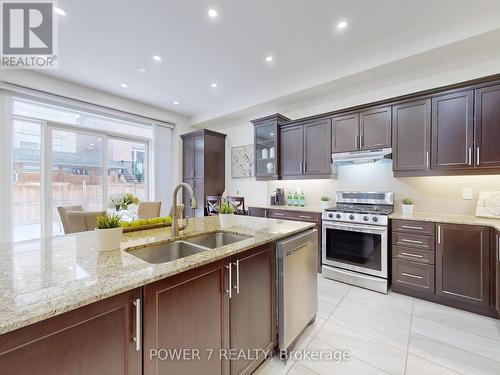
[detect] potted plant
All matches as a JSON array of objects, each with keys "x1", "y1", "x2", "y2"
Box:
[
  {"x1": 217, "y1": 202, "x2": 235, "y2": 226},
  {"x1": 401, "y1": 198, "x2": 414, "y2": 215},
  {"x1": 95, "y1": 213, "x2": 123, "y2": 252},
  {"x1": 320, "y1": 196, "x2": 331, "y2": 209}
]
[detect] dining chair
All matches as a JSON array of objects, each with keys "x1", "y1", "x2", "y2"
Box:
[
  {"x1": 206, "y1": 195, "x2": 222, "y2": 216},
  {"x1": 137, "y1": 201, "x2": 162, "y2": 219},
  {"x1": 57, "y1": 205, "x2": 84, "y2": 234},
  {"x1": 227, "y1": 196, "x2": 246, "y2": 215},
  {"x1": 66, "y1": 210, "x2": 106, "y2": 234},
  {"x1": 169, "y1": 204, "x2": 185, "y2": 219}
]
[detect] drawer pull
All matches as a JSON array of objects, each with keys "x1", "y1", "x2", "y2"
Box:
[
  {"x1": 273, "y1": 212, "x2": 285, "y2": 216},
  {"x1": 299, "y1": 215, "x2": 312, "y2": 219},
  {"x1": 401, "y1": 225, "x2": 424, "y2": 230},
  {"x1": 401, "y1": 239, "x2": 424, "y2": 244},
  {"x1": 401, "y1": 252, "x2": 424, "y2": 259},
  {"x1": 402, "y1": 272, "x2": 424, "y2": 280}
]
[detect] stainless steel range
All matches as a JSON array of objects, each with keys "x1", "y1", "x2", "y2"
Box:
[{"x1": 322, "y1": 191, "x2": 394, "y2": 294}]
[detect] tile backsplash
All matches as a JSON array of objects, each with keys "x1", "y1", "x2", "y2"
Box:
[{"x1": 267, "y1": 161, "x2": 500, "y2": 215}]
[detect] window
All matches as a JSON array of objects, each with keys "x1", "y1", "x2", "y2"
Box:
[{"x1": 8, "y1": 96, "x2": 154, "y2": 241}]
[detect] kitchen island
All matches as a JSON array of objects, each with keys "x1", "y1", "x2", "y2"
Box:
[{"x1": 0, "y1": 215, "x2": 315, "y2": 375}]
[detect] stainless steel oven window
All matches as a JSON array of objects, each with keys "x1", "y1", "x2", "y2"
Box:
[{"x1": 322, "y1": 222, "x2": 388, "y2": 278}]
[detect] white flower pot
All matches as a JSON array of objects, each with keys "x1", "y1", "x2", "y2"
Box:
[
  {"x1": 401, "y1": 204, "x2": 414, "y2": 215},
  {"x1": 218, "y1": 213, "x2": 233, "y2": 227},
  {"x1": 95, "y1": 227, "x2": 123, "y2": 252},
  {"x1": 320, "y1": 201, "x2": 330, "y2": 209}
]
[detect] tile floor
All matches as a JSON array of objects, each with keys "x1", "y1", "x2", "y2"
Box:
[{"x1": 255, "y1": 275, "x2": 500, "y2": 375}]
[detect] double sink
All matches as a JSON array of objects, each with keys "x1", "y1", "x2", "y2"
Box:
[{"x1": 127, "y1": 231, "x2": 251, "y2": 264}]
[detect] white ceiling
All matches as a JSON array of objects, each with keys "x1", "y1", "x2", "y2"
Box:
[{"x1": 42, "y1": 0, "x2": 500, "y2": 124}]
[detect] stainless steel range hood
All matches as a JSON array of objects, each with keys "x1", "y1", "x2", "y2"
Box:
[{"x1": 331, "y1": 148, "x2": 392, "y2": 165}]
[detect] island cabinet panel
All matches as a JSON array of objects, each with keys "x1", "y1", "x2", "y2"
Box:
[
  {"x1": 331, "y1": 113, "x2": 359, "y2": 153},
  {"x1": 436, "y1": 223, "x2": 490, "y2": 308},
  {"x1": 143, "y1": 260, "x2": 230, "y2": 375},
  {"x1": 280, "y1": 125, "x2": 304, "y2": 177},
  {"x1": 475, "y1": 84, "x2": 500, "y2": 168},
  {"x1": 496, "y1": 231, "x2": 500, "y2": 315},
  {"x1": 392, "y1": 99, "x2": 431, "y2": 172},
  {"x1": 431, "y1": 90, "x2": 474, "y2": 170},
  {"x1": 0, "y1": 288, "x2": 142, "y2": 375},
  {"x1": 229, "y1": 244, "x2": 275, "y2": 375},
  {"x1": 303, "y1": 118, "x2": 332, "y2": 176},
  {"x1": 359, "y1": 106, "x2": 392, "y2": 150}
]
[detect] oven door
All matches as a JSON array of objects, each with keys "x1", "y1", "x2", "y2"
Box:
[{"x1": 322, "y1": 221, "x2": 387, "y2": 278}]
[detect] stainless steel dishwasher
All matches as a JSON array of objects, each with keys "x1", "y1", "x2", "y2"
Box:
[{"x1": 276, "y1": 229, "x2": 318, "y2": 353}]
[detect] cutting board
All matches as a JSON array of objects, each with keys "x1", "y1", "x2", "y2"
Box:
[{"x1": 475, "y1": 191, "x2": 500, "y2": 219}]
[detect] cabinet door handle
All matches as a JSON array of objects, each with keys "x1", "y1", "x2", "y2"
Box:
[
  {"x1": 426, "y1": 151, "x2": 430, "y2": 168},
  {"x1": 133, "y1": 298, "x2": 141, "y2": 352},
  {"x1": 402, "y1": 272, "x2": 424, "y2": 280},
  {"x1": 401, "y1": 238, "x2": 424, "y2": 244},
  {"x1": 355, "y1": 135, "x2": 359, "y2": 149},
  {"x1": 437, "y1": 225, "x2": 441, "y2": 244},
  {"x1": 476, "y1": 147, "x2": 480, "y2": 166},
  {"x1": 468, "y1": 147, "x2": 472, "y2": 166},
  {"x1": 225, "y1": 264, "x2": 232, "y2": 299},
  {"x1": 303, "y1": 162, "x2": 307, "y2": 174},
  {"x1": 360, "y1": 134, "x2": 364, "y2": 148},
  {"x1": 233, "y1": 260, "x2": 240, "y2": 294},
  {"x1": 401, "y1": 252, "x2": 424, "y2": 259},
  {"x1": 401, "y1": 225, "x2": 424, "y2": 230}
]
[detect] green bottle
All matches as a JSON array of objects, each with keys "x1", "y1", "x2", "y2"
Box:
[
  {"x1": 293, "y1": 192, "x2": 299, "y2": 207},
  {"x1": 287, "y1": 192, "x2": 293, "y2": 206},
  {"x1": 299, "y1": 191, "x2": 305, "y2": 207}
]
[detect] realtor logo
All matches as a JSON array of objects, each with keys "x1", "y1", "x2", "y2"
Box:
[{"x1": 1, "y1": 1, "x2": 58, "y2": 68}]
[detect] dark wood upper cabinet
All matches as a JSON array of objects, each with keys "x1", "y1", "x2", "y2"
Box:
[
  {"x1": 280, "y1": 125, "x2": 304, "y2": 177},
  {"x1": 229, "y1": 244, "x2": 274, "y2": 375},
  {"x1": 0, "y1": 288, "x2": 142, "y2": 375},
  {"x1": 431, "y1": 90, "x2": 474, "y2": 170},
  {"x1": 475, "y1": 84, "x2": 500, "y2": 169},
  {"x1": 251, "y1": 114, "x2": 290, "y2": 180},
  {"x1": 303, "y1": 118, "x2": 332, "y2": 176},
  {"x1": 331, "y1": 113, "x2": 359, "y2": 153},
  {"x1": 359, "y1": 106, "x2": 392, "y2": 150},
  {"x1": 280, "y1": 118, "x2": 332, "y2": 179},
  {"x1": 143, "y1": 260, "x2": 230, "y2": 375},
  {"x1": 392, "y1": 99, "x2": 431, "y2": 172},
  {"x1": 436, "y1": 223, "x2": 490, "y2": 308},
  {"x1": 181, "y1": 130, "x2": 226, "y2": 217}
]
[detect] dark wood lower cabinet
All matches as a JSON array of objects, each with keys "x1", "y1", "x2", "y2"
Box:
[
  {"x1": 436, "y1": 223, "x2": 490, "y2": 308},
  {"x1": 0, "y1": 288, "x2": 142, "y2": 375},
  {"x1": 143, "y1": 260, "x2": 230, "y2": 375},
  {"x1": 229, "y1": 244, "x2": 275, "y2": 375},
  {"x1": 496, "y1": 231, "x2": 500, "y2": 316}
]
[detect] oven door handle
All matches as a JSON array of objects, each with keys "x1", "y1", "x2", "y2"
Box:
[{"x1": 323, "y1": 222, "x2": 387, "y2": 235}]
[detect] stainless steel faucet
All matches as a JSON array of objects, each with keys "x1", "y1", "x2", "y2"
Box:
[{"x1": 171, "y1": 182, "x2": 198, "y2": 236}]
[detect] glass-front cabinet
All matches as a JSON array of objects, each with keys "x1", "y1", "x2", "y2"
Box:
[{"x1": 251, "y1": 114, "x2": 290, "y2": 180}]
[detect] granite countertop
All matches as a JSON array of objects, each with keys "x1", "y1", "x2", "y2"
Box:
[
  {"x1": 0, "y1": 216, "x2": 315, "y2": 335},
  {"x1": 249, "y1": 204, "x2": 325, "y2": 213},
  {"x1": 389, "y1": 212, "x2": 500, "y2": 231}
]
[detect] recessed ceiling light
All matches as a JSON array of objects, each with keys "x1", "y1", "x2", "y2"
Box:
[
  {"x1": 265, "y1": 56, "x2": 273, "y2": 62},
  {"x1": 120, "y1": 83, "x2": 128, "y2": 88},
  {"x1": 173, "y1": 101, "x2": 179, "y2": 105},
  {"x1": 153, "y1": 55, "x2": 162, "y2": 62},
  {"x1": 337, "y1": 21, "x2": 348, "y2": 29},
  {"x1": 54, "y1": 7, "x2": 66, "y2": 16},
  {"x1": 208, "y1": 9, "x2": 218, "y2": 18},
  {"x1": 211, "y1": 83, "x2": 218, "y2": 88},
  {"x1": 137, "y1": 67, "x2": 147, "y2": 73}
]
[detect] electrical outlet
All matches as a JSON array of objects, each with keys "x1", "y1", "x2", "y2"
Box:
[{"x1": 462, "y1": 188, "x2": 473, "y2": 200}]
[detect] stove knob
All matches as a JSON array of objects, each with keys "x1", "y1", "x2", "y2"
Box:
[
  {"x1": 335, "y1": 214, "x2": 342, "y2": 219},
  {"x1": 372, "y1": 216, "x2": 379, "y2": 223},
  {"x1": 363, "y1": 216, "x2": 369, "y2": 221},
  {"x1": 327, "y1": 213, "x2": 334, "y2": 219},
  {"x1": 349, "y1": 215, "x2": 355, "y2": 220}
]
